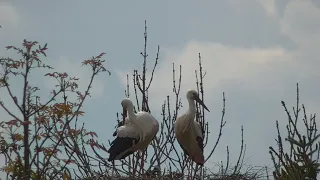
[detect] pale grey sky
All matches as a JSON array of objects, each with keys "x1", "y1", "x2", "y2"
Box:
[{"x1": 1, "y1": 0, "x2": 320, "y2": 178}]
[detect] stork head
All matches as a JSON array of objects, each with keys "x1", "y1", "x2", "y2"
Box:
[
  {"x1": 121, "y1": 98, "x2": 133, "y2": 121},
  {"x1": 186, "y1": 89, "x2": 210, "y2": 112}
]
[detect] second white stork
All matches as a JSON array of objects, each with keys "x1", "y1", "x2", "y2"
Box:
[
  {"x1": 174, "y1": 89, "x2": 210, "y2": 165},
  {"x1": 108, "y1": 98, "x2": 159, "y2": 161}
]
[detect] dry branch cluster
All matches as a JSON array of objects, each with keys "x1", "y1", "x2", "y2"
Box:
[{"x1": 0, "y1": 22, "x2": 319, "y2": 180}]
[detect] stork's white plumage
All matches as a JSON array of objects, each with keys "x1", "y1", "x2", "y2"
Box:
[
  {"x1": 174, "y1": 89, "x2": 210, "y2": 165},
  {"x1": 108, "y1": 98, "x2": 159, "y2": 161}
]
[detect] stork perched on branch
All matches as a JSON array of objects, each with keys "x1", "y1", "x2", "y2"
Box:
[
  {"x1": 108, "y1": 98, "x2": 159, "y2": 162},
  {"x1": 174, "y1": 89, "x2": 210, "y2": 165}
]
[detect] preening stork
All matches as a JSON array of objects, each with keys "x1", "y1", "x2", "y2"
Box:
[
  {"x1": 108, "y1": 98, "x2": 159, "y2": 161},
  {"x1": 174, "y1": 89, "x2": 210, "y2": 165}
]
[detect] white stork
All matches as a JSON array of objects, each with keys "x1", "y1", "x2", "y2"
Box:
[
  {"x1": 174, "y1": 89, "x2": 210, "y2": 165},
  {"x1": 108, "y1": 98, "x2": 159, "y2": 162}
]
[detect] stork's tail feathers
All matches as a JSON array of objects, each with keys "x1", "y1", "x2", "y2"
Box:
[
  {"x1": 194, "y1": 154, "x2": 205, "y2": 166},
  {"x1": 180, "y1": 144, "x2": 205, "y2": 166},
  {"x1": 107, "y1": 137, "x2": 139, "y2": 161}
]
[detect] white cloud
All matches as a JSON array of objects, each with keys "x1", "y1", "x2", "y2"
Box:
[
  {"x1": 255, "y1": 0, "x2": 278, "y2": 18},
  {"x1": 281, "y1": 0, "x2": 320, "y2": 48},
  {"x1": 278, "y1": 0, "x2": 320, "y2": 84},
  {"x1": 134, "y1": 0, "x2": 320, "y2": 120},
  {"x1": 154, "y1": 42, "x2": 290, "y2": 88},
  {"x1": 117, "y1": 42, "x2": 293, "y2": 112},
  {"x1": 0, "y1": 2, "x2": 18, "y2": 29}
]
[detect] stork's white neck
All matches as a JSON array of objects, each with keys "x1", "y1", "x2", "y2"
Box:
[
  {"x1": 126, "y1": 105, "x2": 136, "y2": 121},
  {"x1": 187, "y1": 98, "x2": 196, "y2": 120}
]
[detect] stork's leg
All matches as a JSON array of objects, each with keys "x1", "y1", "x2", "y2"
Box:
[
  {"x1": 132, "y1": 154, "x2": 136, "y2": 176},
  {"x1": 141, "y1": 151, "x2": 145, "y2": 173},
  {"x1": 132, "y1": 140, "x2": 137, "y2": 176},
  {"x1": 132, "y1": 139, "x2": 136, "y2": 151},
  {"x1": 137, "y1": 151, "x2": 145, "y2": 175},
  {"x1": 112, "y1": 160, "x2": 115, "y2": 175}
]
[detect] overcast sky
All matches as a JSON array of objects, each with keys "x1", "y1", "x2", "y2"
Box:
[{"x1": 1, "y1": 0, "x2": 320, "y2": 178}]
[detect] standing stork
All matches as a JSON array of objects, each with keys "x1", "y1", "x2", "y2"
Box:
[
  {"x1": 108, "y1": 98, "x2": 159, "y2": 163},
  {"x1": 174, "y1": 89, "x2": 210, "y2": 165}
]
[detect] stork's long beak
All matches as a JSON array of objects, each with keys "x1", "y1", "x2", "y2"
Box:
[
  {"x1": 195, "y1": 96, "x2": 210, "y2": 112},
  {"x1": 122, "y1": 107, "x2": 127, "y2": 123}
]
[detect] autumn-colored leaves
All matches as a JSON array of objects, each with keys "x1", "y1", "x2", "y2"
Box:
[{"x1": 0, "y1": 39, "x2": 109, "y2": 179}]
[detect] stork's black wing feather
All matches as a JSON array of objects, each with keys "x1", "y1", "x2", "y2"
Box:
[
  {"x1": 196, "y1": 136, "x2": 204, "y2": 152},
  {"x1": 107, "y1": 137, "x2": 139, "y2": 161},
  {"x1": 112, "y1": 121, "x2": 125, "y2": 136},
  {"x1": 179, "y1": 143, "x2": 190, "y2": 157}
]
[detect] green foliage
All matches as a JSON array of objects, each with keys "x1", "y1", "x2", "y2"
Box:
[{"x1": 269, "y1": 84, "x2": 320, "y2": 180}]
